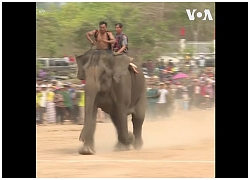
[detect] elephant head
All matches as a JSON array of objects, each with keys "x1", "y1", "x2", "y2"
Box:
[
  {"x1": 76, "y1": 50, "x2": 131, "y2": 145},
  {"x1": 76, "y1": 50, "x2": 131, "y2": 85}
]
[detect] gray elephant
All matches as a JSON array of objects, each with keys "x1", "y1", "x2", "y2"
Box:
[{"x1": 76, "y1": 49, "x2": 146, "y2": 155}]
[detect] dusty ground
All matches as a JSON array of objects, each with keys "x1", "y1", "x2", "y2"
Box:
[{"x1": 37, "y1": 109, "x2": 214, "y2": 178}]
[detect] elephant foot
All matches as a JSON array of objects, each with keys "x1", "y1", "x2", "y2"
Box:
[
  {"x1": 114, "y1": 142, "x2": 130, "y2": 152},
  {"x1": 128, "y1": 131, "x2": 135, "y2": 145},
  {"x1": 133, "y1": 138, "x2": 143, "y2": 150},
  {"x1": 78, "y1": 144, "x2": 95, "y2": 155},
  {"x1": 114, "y1": 132, "x2": 135, "y2": 152}
]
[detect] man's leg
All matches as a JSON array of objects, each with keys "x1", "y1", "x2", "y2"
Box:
[
  {"x1": 114, "y1": 52, "x2": 138, "y2": 73},
  {"x1": 71, "y1": 105, "x2": 77, "y2": 124},
  {"x1": 36, "y1": 108, "x2": 40, "y2": 124},
  {"x1": 55, "y1": 106, "x2": 59, "y2": 124},
  {"x1": 65, "y1": 107, "x2": 71, "y2": 120},
  {"x1": 59, "y1": 107, "x2": 64, "y2": 124},
  {"x1": 79, "y1": 106, "x2": 85, "y2": 125},
  {"x1": 39, "y1": 107, "x2": 45, "y2": 125},
  {"x1": 75, "y1": 105, "x2": 79, "y2": 124}
]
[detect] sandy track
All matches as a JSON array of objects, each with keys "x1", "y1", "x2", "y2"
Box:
[{"x1": 37, "y1": 109, "x2": 214, "y2": 178}]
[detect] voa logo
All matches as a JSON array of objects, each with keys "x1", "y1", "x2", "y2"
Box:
[
  {"x1": 38, "y1": 9, "x2": 45, "y2": 13},
  {"x1": 186, "y1": 9, "x2": 213, "y2": 21}
]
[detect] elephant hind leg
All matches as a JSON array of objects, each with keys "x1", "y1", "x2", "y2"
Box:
[
  {"x1": 132, "y1": 95, "x2": 146, "y2": 150},
  {"x1": 110, "y1": 112, "x2": 134, "y2": 151}
]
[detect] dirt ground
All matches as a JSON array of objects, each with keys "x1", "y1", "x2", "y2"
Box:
[{"x1": 37, "y1": 109, "x2": 215, "y2": 178}]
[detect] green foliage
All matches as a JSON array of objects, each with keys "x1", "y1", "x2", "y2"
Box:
[
  {"x1": 36, "y1": 59, "x2": 44, "y2": 73},
  {"x1": 207, "y1": 43, "x2": 215, "y2": 53},
  {"x1": 36, "y1": 2, "x2": 215, "y2": 60},
  {"x1": 182, "y1": 47, "x2": 195, "y2": 57}
]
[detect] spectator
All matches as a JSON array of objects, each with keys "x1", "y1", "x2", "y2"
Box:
[
  {"x1": 167, "y1": 71, "x2": 173, "y2": 81},
  {"x1": 206, "y1": 81, "x2": 214, "y2": 108},
  {"x1": 39, "y1": 69, "x2": 46, "y2": 80},
  {"x1": 165, "y1": 82, "x2": 174, "y2": 116},
  {"x1": 54, "y1": 86, "x2": 65, "y2": 124},
  {"x1": 62, "y1": 84, "x2": 72, "y2": 120},
  {"x1": 146, "y1": 60, "x2": 154, "y2": 76},
  {"x1": 141, "y1": 62, "x2": 147, "y2": 69},
  {"x1": 182, "y1": 89, "x2": 189, "y2": 110},
  {"x1": 51, "y1": 80, "x2": 58, "y2": 87},
  {"x1": 187, "y1": 79, "x2": 195, "y2": 110},
  {"x1": 157, "y1": 82, "x2": 168, "y2": 117},
  {"x1": 70, "y1": 84, "x2": 78, "y2": 124},
  {"x1": 194, "y1": 80, "x2": 201, "y2": 108},
  {"x1": 77, "y1": 85, "x2": 85, "y2": 125},
  {"x1": 198, "y1": 53, "x2": 206, "y2": 72},
  {"x1": 46, "y1": 85, "x2": 56, "y2": 123},
  {"x1": 36, "y1": 85, "x2": 41, "y2": 125},
  {"x1": 200, "y1": 81, "x2": 207, "y2": 108},
  {"x1": 190, "y1": 58, "x2": 196, "y2": 72},
  {"x1": 38, "y1": 84, "x2": 47, "y2": 125},
  {"x1": 146, "y1": 82, "x2": 159, "y2": 120},
  {"x1": 206, "y1": 69, "x2": 214, "y2": 77},
  {"x1": 158, "y1": 60, "x2": 165, "y2": 71},
  {"x1": 167, "y1": 59, "x2": 174, "y2": 67},
  {"x1": 212, "y1": 78, "x2": 215, "y2": 106},
  {"x1": 175, "y1": 82, "x2": 183, "y2": 110}
]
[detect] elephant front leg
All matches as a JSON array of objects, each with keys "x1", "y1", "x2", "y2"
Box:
[{"x1": 78, "y1": 105, "x2": 98, "y2": 155}]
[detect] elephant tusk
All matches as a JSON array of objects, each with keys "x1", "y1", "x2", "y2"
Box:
[{"x1": 129, "y1": 63, "x2": 137, "y2": 68}]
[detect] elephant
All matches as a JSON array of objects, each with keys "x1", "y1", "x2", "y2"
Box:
[{"x1": 76, "y1": 49, "x2": 146, "y2": 155}]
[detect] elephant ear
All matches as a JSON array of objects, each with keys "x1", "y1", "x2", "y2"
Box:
[
  {"x1": 112, "y1": 54, "x2": 130, "y2": 83},
  {"x1": 75, "y1": 50, "x2": 94, "y2": 80}
]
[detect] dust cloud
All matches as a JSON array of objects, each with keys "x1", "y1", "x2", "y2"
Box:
[{"x1": 86, "y1": 109, "x2": 214, "y2": 154}]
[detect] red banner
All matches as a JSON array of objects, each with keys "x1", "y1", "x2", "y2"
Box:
[{"x1": 180, "y1": 27, "x2": 185, "y2": 36}]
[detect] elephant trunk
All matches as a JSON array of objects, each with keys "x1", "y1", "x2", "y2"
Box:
[{"x1": 80, "y1": 67, "x2": 100, "y2": 145}]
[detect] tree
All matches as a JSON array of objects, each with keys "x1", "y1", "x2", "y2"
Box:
[
  {"x1": 36, "y1": 2, "x2": 215, "y2": 60},
  {"x1": 36, "y1": 59, "x2": 44, "y2": 74},
  {"x1": 36, "y1": 14, "x2": 62, "y2": 57}
]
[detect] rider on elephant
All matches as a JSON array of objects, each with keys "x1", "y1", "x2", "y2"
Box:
[
  {"x1": 86, "y1": 21, "x2": 115, "y2": 50},
  {"x1": 113, "y1": 23, "x2": 138, "y2": 73},
  {"x1": 85, "y1": 21, "x2": 138, "y2": 73}
]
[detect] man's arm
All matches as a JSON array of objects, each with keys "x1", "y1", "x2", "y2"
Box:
[
  {"x1": 86, "y1": 30, "x2": 96, "y2": 44},
  {"x1": 116, "y1": 35, "x2": 127, "y2": 53},
  {"x1": 149, "y1": 93, "x2": 160, "y2": 99},
  {"x1": 103, "y1": 32, "x2": 116, "y2": 44}
]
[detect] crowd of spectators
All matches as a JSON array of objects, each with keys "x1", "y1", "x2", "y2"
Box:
[
  {"x1": 144, "y1": 53, "x2": 215, "y2": 119},
  {"x1": 36, "y1": 53, "x2": 215, "y2": 125},
  {"x1": 36, "y1": 80, "x2": 106, "y2": 125},
  {"x1": 145, "y1": 74, "x2": 215, "y2": 120}
]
